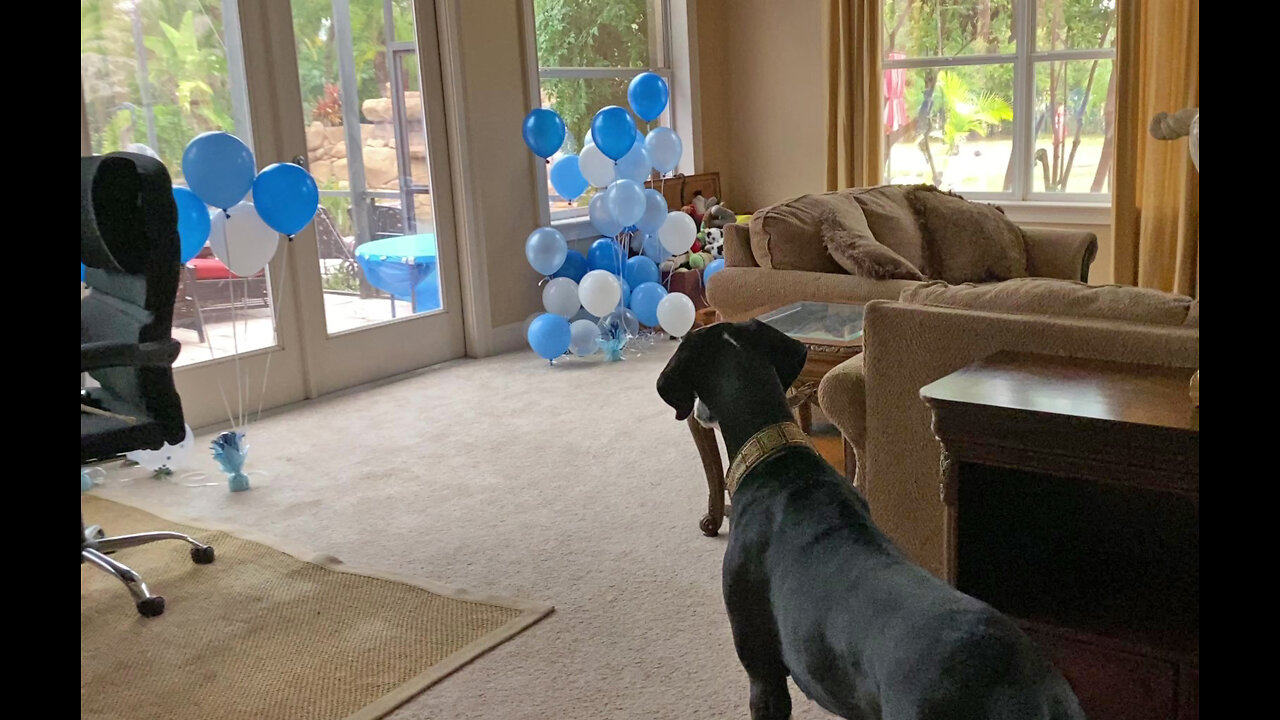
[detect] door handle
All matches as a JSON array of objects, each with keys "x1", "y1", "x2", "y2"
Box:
[{"x1": 292, "y1": 154, "x2": 308, "y2": 168}]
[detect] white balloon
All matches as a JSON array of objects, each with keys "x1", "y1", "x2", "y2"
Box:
[
  {"x1": 579, "y1": 142, "x2": 616, "y2": 188},
  {"x1": 569, "y1": 318, "x2": 601, "y2": 356},
  {"x1": 209, "y1": 201, "x2": 280, "y2": 277},
  {"x1": 126, "y1": 424, "x2": 196, "y2": 472},
  {"x1": 657, "y1": 292, "x2": 696, "y2": 338},
  {"x1": 542, "y1": 277, "x2": 581, "y2": 318},
  {"x1": 578, "y1": 269, "x2": 622, "y2": 317},
  {"x1": 658, "y1": 211, "x2": 697, "y2": 255}
]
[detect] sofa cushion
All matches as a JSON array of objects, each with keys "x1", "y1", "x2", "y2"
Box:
[
  {"x1": 820, "y1": 210, "x2": 925, "y2": 281},
  {"x1": 899, "y1": 277, "x2": 1199, "y2": 327},
  {"x1": 845, "y1": 185, "x2": 927, "y2": 271},
  {"x1": 904, "y1": 186, "x2": 1028, "y2": 284},
  {"x1": 749, "y1": 192, "x2": 858, "y2": 274}
]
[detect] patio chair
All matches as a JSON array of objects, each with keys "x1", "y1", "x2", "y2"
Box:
[{"x1": 315, "y1": 205, "x2": 359, "y2": 278}]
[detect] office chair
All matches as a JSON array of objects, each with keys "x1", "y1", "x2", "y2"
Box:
[{"x1": 81, "y1": 151, "x2": 215, "y2": 618}]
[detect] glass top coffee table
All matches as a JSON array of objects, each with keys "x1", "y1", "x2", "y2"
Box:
[{"x1": 689, "y1": 301, "x2": 865, "y2": 537}]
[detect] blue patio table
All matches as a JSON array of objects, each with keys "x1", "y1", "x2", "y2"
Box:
[{"x1": 354, "y1": 233, "x2": 441, "y2": 315}]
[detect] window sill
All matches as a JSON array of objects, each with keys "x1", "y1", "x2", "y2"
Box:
[
  {"x1": 998, "y1": 201, "x2": 1111, "y2": 226},
  {"x1": 551, "y1": 212, "x2": 599, "y2": 244}
]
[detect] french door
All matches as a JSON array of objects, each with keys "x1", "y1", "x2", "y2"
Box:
[{"x1": 81, "y1": 0, "x2": 465, "y2": 430}]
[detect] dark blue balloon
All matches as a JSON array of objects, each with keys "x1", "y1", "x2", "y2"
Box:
[
  {"x1": 587, "y1": 237, "x2": 624, "y2": 275},
  {"x1": 252, "y1": 163, "x2": 320, "y2": 237},
  {"x1": 522, "y1": 108, "x2": 567, "y2": 158},
  {"x1": 551, "y1": 249, "x2": 588, "y2": 283},
  {"x1": 81, "y1": 263, "x2": 86, "y2": 283},
  {"x1": 549, "y1": 154, "x2": 588, "y2": 202},
  {"x1": 527, "y1": 313, "x2": 572, "y2": 360},
  {"x1": 590, "y1": 106, "x2": 637, "y2": 161},
  {"x1": 630, "y1": 281, "x2": 668, "y2": 327},
  {"x1": 182, "y1": 132, "x2": 256, "y2": 210},
  {"x1": 619, "y1": 277, "x2": 632, "y2": 308},
  {"x1": 628, "y1": 72, "x2": 670, "y2": 123},
  {"x1": 172, "y1": 187, "x2": 212, "y2": 263},
  {"x1": 624, "y1": 255, "x2": 660, "y2": 288}
]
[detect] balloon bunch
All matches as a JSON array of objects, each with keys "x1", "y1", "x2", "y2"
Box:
[{"x1": 520, "y1": 72, "x2": 698, "y2": 363}]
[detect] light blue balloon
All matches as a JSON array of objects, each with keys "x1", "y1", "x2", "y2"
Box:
[
  {"x1": 624, "y1": 255, "x2": 660, "y2": 288},
  {"x1": 645, "y1": 127, "x2": 683, "y2": 175},
  {"x1": 172, "y1": 187, "x2": 212, "y2": 263},
  {"x1": 252, "y1": 162, "x2": 319, "y2": 237},
  {"x1": 587, "y1": 237, "x2": 624, "y2": 275},
  {"x1": 552, "y1": 249, "x2": 588, "y2": 282},
  {"x1": 589, "y1": 192, "x2": 624, "y2": 237},
  {"x1": 525, "y1": 226, "x2": 568, "y2": 276},
  {"x1": 614, "y1": 142, "x2": 653, "y2": 183},
  {"x1": 569, "y1": 318, "x2": 601, "y2": 356},
  {"x1": 630, "y1": 281, "x2": 668, "y2": 327},
  {"x1": 181, "y1": 132, "x2": 255, "y2": 210},
  {"x1": 549, "y1": 154, "x2": 588, "y2": 202},
  {"x1": 637, "y1": 189, "x2": 668, "y2": 235},
  {"x1": 522, "y1": 108, "x2": 567, "y2": 158},
  {"x1": 642, "y1": 232, "x2": 669, "y2": 263},
  {"x1": 590, "y1": 105, "x2": 637, "y2": 161},
  {"x1": 703, "y1": 258, "x2": 726, "y2": 288},
  {"x1": 606, "y1": 179, "x2": 646, "y2": 227},
  {"x1": 527, "y1": 313, "x2": 572, "y2": 360},
  {"x1": 628, "y1": 72, "x2": 670, "y2": 123},
  {"x1": 619, "y1": 276, "x2": 632, "y2": 308}
]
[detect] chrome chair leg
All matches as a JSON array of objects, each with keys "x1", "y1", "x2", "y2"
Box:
[
  {"x1": 82, "y1": 547, "x2": 166, "y2": 617},
  {"x1": 94, "y1": 530, "x2": 215, "y2": 564}
]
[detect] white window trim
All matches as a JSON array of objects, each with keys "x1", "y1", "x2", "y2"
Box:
[
  {"x1": 882, "y1": 0, "x2": 1116, "y2": 207},
  {"x1": 521, "y1": 0, "x2": 696, "y2": 232}
]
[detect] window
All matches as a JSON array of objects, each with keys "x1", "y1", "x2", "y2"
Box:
[
  {"x1": 882, "y1": 0, "x2": 1116, "y2": 201},
  {"x1": 532, "y1": 0, "x2": 672, "y2": 219}
]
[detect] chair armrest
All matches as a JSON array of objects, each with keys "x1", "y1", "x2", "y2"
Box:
[
  {"x1": 1021, "y1": 227, "x2": 1098, "y2": 282},
  {"x1": 81, "y1": 339, "x2": 180, "y2": 373},
  {"x1": 707, "y1": 267, "x2": 920, "y2": 321},
  {"x1": 723, "y1": 223, "x2": 757, "y2": 268},
  {"x1": 817, "y1": 353, "x2": 867, "y2": 452}
]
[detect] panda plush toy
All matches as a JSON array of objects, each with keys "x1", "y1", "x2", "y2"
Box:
[{"x1": 702, "y1": 227, "x2": 725, "y2": 259}]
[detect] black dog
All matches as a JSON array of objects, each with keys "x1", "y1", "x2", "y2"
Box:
[{"x1": 657, "y1": 320, "x2": 1085, "y2": 720}]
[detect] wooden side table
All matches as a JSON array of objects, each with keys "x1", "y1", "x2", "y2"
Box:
[
  {"x1": 690, "y1": 302, "x2": 863, "y2": 536},
  {"x1": 921, "y1": 352, "x2": 1199, "y2": 720}
]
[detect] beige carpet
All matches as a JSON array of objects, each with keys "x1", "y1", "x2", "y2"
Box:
[
  {"x1": 89, "y1": 344, "x2": 839, "y2": 719},
  {"x1": 81, "y1": 495, "x2": 552, "y2": 720}
]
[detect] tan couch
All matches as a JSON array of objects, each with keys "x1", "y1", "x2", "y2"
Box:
[
  {"x1": 816, "y1": 280, "x2": 1200, "y2": 579},
  {"x1": 707, "y1": 185, "x2": 1099, "y2": 320}
]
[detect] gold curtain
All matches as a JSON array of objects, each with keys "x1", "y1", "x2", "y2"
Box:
[
  {"x1": 1112, "y1": 0, "x2": 1199, "y2": 295},
  {"x1": 825, "y1": 0, "x2": 883, "y2": 190}
]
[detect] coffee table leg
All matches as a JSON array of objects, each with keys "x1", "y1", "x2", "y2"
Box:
[{"x1": 687, "y1": 416, "x2": 725, "y2": 537}]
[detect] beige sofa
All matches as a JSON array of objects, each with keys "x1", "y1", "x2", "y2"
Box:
[
  {"x1": 707, "y1": 185, "x2": 1099, "y2": 320},
  {"x1": 816, "y1": 281, "x2": 1200, "y2": 579}
]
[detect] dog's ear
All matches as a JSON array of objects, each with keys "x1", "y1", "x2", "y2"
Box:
[
  {"x1": 656, "y1": 334, "x2": 699, "y2": 421},
  {"x1": 738, "y1": 319, "x2": 808, "y2": 390}
]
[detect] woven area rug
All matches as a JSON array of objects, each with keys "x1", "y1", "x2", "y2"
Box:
[{"x1": 80, "y1": 495, "x2": 553, "y2": 720}]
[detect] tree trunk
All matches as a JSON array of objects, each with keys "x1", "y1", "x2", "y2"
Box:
[
  {"x1": 1061, "y1": 18, "x2": 1112, "y2": 191},
  {"x1": 1090, "y1": 62, "x2": 1118, "y2": 193}
]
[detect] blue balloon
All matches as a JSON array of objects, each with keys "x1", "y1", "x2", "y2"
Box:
[
  {"x1": 619, "y1": 276, "x2": 632, "y2": 308},
  {"x1": 252, "y1": 163, "x2": 319, "y2": 237},
  {"x1": 630, "y1": 281, "x2": 668, "y2": 327},
  {"x1": 527, "y1": 313, "x2": 572, "y2": 360},
  {"x1": 81, "y1": 263, "x2": 86, "y2": 283},
  {"x1": 171, "y1": 187, "x2": 212, "y2": 263},
  {"x1": 589, "y1": 192, "x2": 624, "y2": 237},
  {"x1": 182, "y1": 132, "x2": 255, "y2": 210},
  {"x1": 704, "y1": 258, "x2": 726, "y2": 288},
  {"x1": 642, "y1": 232, "x2": 669, "y2": 263},
  {"x1": 637, "y1": 189, "x2": 668, "y2": 235},
  {"x1": 587, "y1": 237, "x2": 624, "y2": 275},
  {"x1": 624, "y1": 255, "x2": 660, "y2": 288},
  {"x1": 628, "y1": 72, "x2": 670, "y2": 123},
  {"x1": 590, "y1": 106, "x2": 637, "y2": 161},
  {"x1": 552, "y1": 249, "x2": 588, "y2": 283},
  {"x1": 606, "y1": 179, "x2": 646, "y2": 227},
  {"x1": 549, "y1": 154, "x2": 588, "y2": 202},
  {"x1": 614, "y1": 142, "x2": 652, "y2": 183},
  {"x1": 522, "y1": 108, "x2": 566, "y2": 158},
  {"x1": 526, "y1": 226, "x2": 568, "y2": 276}
]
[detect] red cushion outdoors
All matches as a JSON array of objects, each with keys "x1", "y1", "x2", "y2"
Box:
[{"x1": 188, "y1": 257, "x2": 263, "y2": 280}]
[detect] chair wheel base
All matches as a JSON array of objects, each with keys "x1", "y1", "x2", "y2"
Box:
[
  {"x1": 191, "y1": 546, "x2": 215, "y2": 564},
  {"x1": 137, "y1": 596, "x2": 165, "y2": 617}
]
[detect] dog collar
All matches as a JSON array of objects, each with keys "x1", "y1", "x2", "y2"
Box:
[{"x1": 726, "y1": 422, "x2": 813, "y2": 498}]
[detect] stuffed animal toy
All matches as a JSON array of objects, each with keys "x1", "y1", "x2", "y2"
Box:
[
  {"x1": 702, "y1": 227, "x2": 725, "y2": 258},
  {"x1": 694, "y1": 200, "x2": 735, "y2": 257},
  {"x1": 660, "y1": 251, "x2": 715, "y2": 274}
]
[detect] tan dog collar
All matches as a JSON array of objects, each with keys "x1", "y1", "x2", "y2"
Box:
[{"x1": 725, "y1": 422, "x2": 813, "y2": 498}]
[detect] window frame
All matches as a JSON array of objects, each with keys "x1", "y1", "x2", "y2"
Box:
[
  {"x1": 882, "y1": 0, "x2": 1116, "y2": 205},
  {"x1": 524, "y1": 0, "x2": 677, "y2": 225}
]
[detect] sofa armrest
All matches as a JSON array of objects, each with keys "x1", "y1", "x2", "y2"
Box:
[
  {"x1": 723, "y1": 223, "x2": 757, "y2": 268},
  {"x1": 1021, "y1": 227, "x2": 1098, "y2": 282},
  {"x1": 818, "y1": 352, "x2": 866, "y2": 451},
  {"x1": 707, "y1": 267, "x2": 921, "y2": 321}
]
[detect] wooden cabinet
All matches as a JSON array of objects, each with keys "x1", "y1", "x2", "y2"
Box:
[{"x1": 921, "y1": 352, "x2": 1199, "y2": 720}]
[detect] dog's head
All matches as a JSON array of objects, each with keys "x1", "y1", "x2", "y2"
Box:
[{"x1": 656, "y1": 319, "x2": 807, "y2": 425}]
